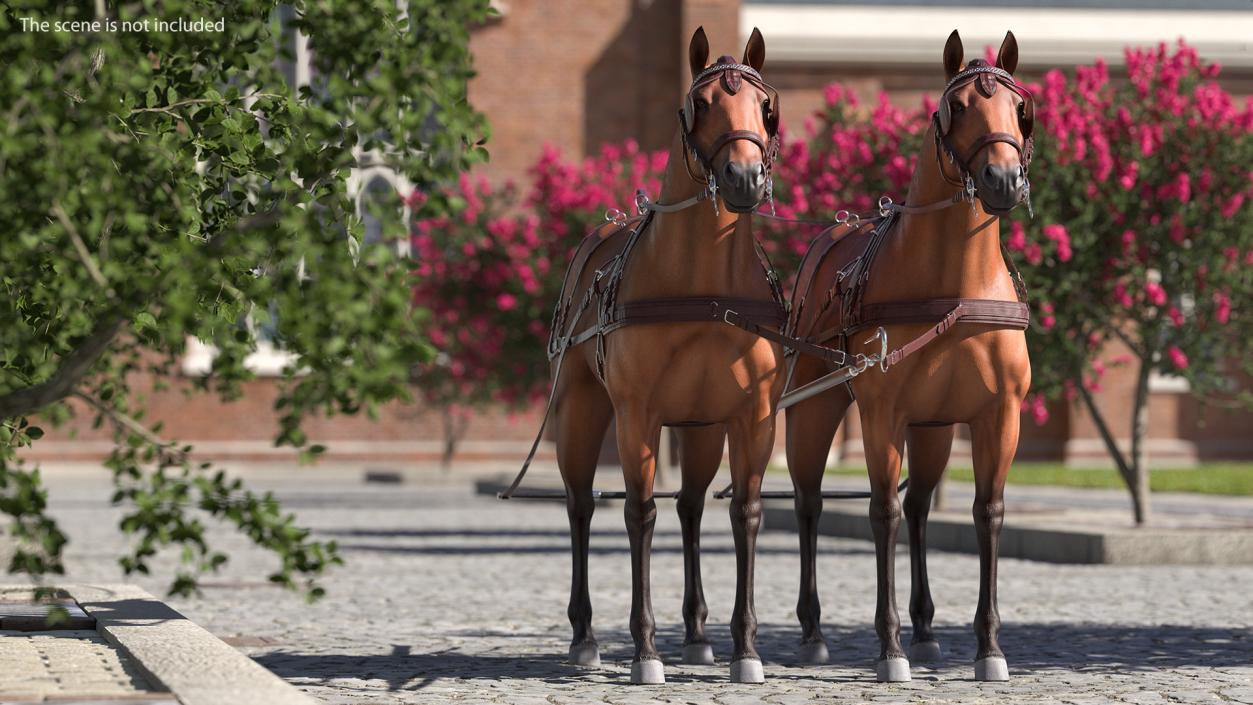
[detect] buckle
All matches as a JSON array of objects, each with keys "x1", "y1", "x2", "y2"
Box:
[{"x1": 722, "y1": 308, "x2": 742, "y2": 326}]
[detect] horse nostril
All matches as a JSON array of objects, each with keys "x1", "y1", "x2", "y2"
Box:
[{"x1": 723, "y1": 162, "x2": 738, "y2": 182}]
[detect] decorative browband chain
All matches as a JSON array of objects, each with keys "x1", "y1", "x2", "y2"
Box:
[
  {"x1": 941, "y1": 64, "x2": 1016, "y2": 94},
  {"x1": 690, "y1": 62, "x2": 764, "y2": 87}
]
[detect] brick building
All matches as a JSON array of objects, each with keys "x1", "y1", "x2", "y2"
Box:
[{"x1": 27, "y1": 0, "x2": 1253, "y2": 468}]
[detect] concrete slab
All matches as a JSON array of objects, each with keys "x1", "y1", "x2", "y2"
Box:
[
  {"x1": 0, "y1": 584, "x2": 318, "y2": 705},
  {"x1": 761, "y1": 502, "x2": 1253, "y2": 564}
]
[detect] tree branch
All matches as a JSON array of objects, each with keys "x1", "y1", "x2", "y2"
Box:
[
  {"x1": 51, "y1": 201, "x2": 110, "y2": 292},
  {"x1": 73, "y1": 391, "x2": 185, "y2": 463},
  {"x1": 0, "y1": 317, "x2": 125, "y2": 418},
  {"x1": 1076, "y1": 380, "x2": 1135, "y2": 489}
]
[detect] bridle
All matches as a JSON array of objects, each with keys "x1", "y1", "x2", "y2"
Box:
[
  {"x1": 652, "y1": 60, "x2": 780, "y2": 216},
  {"x1": 931, "y1": 61, "x2": 1035, "y2": 215}
]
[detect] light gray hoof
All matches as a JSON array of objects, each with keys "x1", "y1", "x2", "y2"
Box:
[
  {"x1": 568, "y1": 641, "x2": 600, "y2": 667},
  {"x1": 630, "y1": 658, "x2": 665, "y2": 685},
  {"x1": 876, "y1": 657, "x2": 912, "y2": 682},
  {"x1": 682, "y1": 642, "x2": 715, "y2": 665},
  {"x1": 730, "y1": 658, "x2": 765, "y2": 684},
  {"x1": 798, "y1": 640, "x2": 830, "y2": 665},
  {"x1": 974, "y1": 656, "x2": 1009, "y2": 681},
  {"x1": 909, "y1": 639, "x2": 942, "y2": 663}
]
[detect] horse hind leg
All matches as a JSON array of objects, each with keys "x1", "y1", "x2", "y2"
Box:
[
  {"x1": 784, "y1": 355, "x2": 852, "y2": 665},
  {"x1": 903, "y1": 424, "x2": 955, "y2": 664},
  {"x1": 675, "y1": 425, "x2": 725, "y2": 666},
  {"x1": 554, "y1": 371, "x2": 614, "y2": 668}
]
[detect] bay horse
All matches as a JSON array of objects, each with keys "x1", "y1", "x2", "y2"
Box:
[
  {"x1": 543, "y1": 28, "x2": 785, "y2": 684},
  {"x1": 785, "y1": 30, "x2": 1034, "y2": 682}
]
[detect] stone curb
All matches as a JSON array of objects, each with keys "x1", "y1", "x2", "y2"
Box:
[
  {"x1": 760, "y1": 503, "x2": 1253, "y2": 565},
  {"x1": 46, "y1": 584, "x2": 316, "y2": 705}
]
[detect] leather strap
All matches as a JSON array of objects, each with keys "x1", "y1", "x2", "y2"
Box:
[{"x1": 854, "y1": 298, "x2": 1030, "y2": 333}]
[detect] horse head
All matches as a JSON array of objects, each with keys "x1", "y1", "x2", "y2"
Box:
[
  {"x1": 935, "y1": 30, "x2": 1034, "y2": 216},
  {"x1": 681, "y1": 27, "x2": 780, "y2": 213}
]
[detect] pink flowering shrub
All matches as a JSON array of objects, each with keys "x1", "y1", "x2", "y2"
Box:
[{"x1": 1012, "y1": 41, "x2": 1252, "y2": 418}]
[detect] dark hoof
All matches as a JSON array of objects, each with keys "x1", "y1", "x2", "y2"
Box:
[
  {"x1": 876, "y1": 657, "x2": 911, "y2": 682},
  {"x1": 568, "y1": 641, "x2": 600, "y2": 667},
  {"x1": 909, "y1": 639, "x2": 942, "y2": 663},
  {"x1": 797, "y1": 639, "x2": 830, "y2": 665},
  {"x1": 682, "y1": 642, "x2": 715, "y2": 665},
  {"x1": 630, "y1": 658, "x2": 665, "y2": 685}
]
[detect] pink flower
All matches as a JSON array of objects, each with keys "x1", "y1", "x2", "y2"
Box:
[
  {"x1": 1006, "y1": 221, "x2": 1027, "y2": 252},
  {"x1": 1167, "y1": 346, "x2": 1189, "y2": 370},
  {"x1": 1042, "y1": 224, "x2": 1072, "y2": 262},
  {"x1": 1214, "y1": 292, "x2": 1231, "y2": 324},
  {"x1": 1167, "y1": 306, "x2": 1185, "y2": 327},
  {"x1": 1144, "y1": 281, "x2": 1167, "y2": 307},
  {"x1": 496, "y1": 293, "x2": 517, "y2": 311}
]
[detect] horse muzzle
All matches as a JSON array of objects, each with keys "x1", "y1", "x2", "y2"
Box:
[
  {"x1": 720, "y1": 160, "x2": 767, "y2": 213},
  {"x1": 976, "y1": 163, "x2": 1027, "y2": 215}
]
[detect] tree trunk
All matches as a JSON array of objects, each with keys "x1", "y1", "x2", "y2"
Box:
[
  {"x1": 1076, "y1": 364, "x2": 1151, "y2": 526},
  {"x1": 440, "y1": 406, "x2": 468, "y2": 470},
  {"x1": 1128, "y1": 358, "x2": 1153, "y2": 525}
]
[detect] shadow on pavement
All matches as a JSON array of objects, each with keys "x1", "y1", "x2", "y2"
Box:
[{"x1": 253, "y1": 622, "x2": 1250, "y2": 690}]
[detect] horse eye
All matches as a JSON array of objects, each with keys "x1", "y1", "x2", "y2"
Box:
[
  {"x1": 693, "y1": 98, "x2": 709, "y2": 112},
  {"x1": 949, "y1": 100, "x2": 965, "y2": 114}
]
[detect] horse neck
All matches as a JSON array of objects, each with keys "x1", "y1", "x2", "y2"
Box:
[
  {"x1": 625, "y1": 135, "x2": 767, "y2": 299},
  {"x1": 881, "y1": 126, "x2": 1011, "y2": 300}
]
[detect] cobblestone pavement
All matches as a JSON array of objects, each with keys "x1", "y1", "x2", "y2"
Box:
[{"x1": 40, "y1": 469, "x2": 1253, "y2": 704}]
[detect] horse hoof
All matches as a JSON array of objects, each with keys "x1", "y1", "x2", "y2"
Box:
[
  {"x1": 630, "y1": 659, "x2": 665, "y2": 685},
  {"x1": 682, "y1": 642, "x2": 715, "y2": 665},
  {"x1": 975, "y1": 656, "x2": 1009, "y2": 681},
  {"x1": 568, "y1": 641, "x2": 600, "y2": 667},
  {"x1": 730, "y1": 658, "x2": 765, "y2": 684},
  {"x1": 798, "y1": 640, "x2": 830, "y2": 665},
  {"x1": 909, "y1": 640, "x2": 942, "y2": 663},
  {"x1": 876, "y1": 657, "x2": 912, "y2": 682}
]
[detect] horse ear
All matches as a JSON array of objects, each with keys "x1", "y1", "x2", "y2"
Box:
[
  {"x1": 743, "y1": 27, "x2": 765, "y2": 72},
  {"x1": 996, "y1": 31, "x2": 1019, "y2": 74},
  {"x1": 943, "y1": 29, "x2": 963, "y2": 80},
  {"x1": 689, "y1": 26, "x2": 710, "y2": 79}
]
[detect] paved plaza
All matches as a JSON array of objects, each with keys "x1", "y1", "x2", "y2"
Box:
[{"x1": 37, "y1": 467, "x2": 1253, "y2": 704}]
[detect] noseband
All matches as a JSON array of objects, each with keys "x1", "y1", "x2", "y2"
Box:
[
  {"x1": 678, "y1": 61, "x2": 781, "y2": 212},
  {"x1": 932, "y1": 62, "x2": 1035, "y2": 213}
]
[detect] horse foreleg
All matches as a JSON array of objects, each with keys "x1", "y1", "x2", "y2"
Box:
[
  {"x1": 969, "y1": 400, "x2": 1019, "y2": 681},
  {"x1": 863, "y1": 410, "x2": 910, "y2": 682},
  {"x1": 725, "y1": 412, "x2": 774, "y2": 684},
  {"x1": 903, "y1": 424, "x2": 954, "y2": 664},
  {"x1": 554, "y1": 374, "x2": 613, "y2": 667},
  {"x1": 676, "y1": 425, "x2": 725, "y2": 665},
  {"x1": 614, "y1": 404, "x2": 664, "y2": 685},
  {"x1": 785, "y1": 356, "x2": 851, "y2": 664}
]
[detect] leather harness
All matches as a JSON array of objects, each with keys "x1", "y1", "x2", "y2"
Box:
[{"x1": 499, "y1": 61, "x2": 1034, "y2": 500}]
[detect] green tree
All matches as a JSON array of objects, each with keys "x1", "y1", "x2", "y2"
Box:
[{"x1": 0, "y1": 0, "x2": 491, "y2": 597}]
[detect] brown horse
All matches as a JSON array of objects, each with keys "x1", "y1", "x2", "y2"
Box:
[
  {"x1": 547, "y1": 27, "x2": 784, "y2": 684},
  {"x1": 785, "y1": 30, "x2": 1033, "y2": 682}
]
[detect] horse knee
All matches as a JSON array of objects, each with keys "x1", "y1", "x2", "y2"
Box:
[
  {"x1": 973, "y1": 498, "x2": 1005, "y2": 531},
  {"x1": 729, "y1": 497, "x2": 762, "y2": 533}
]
